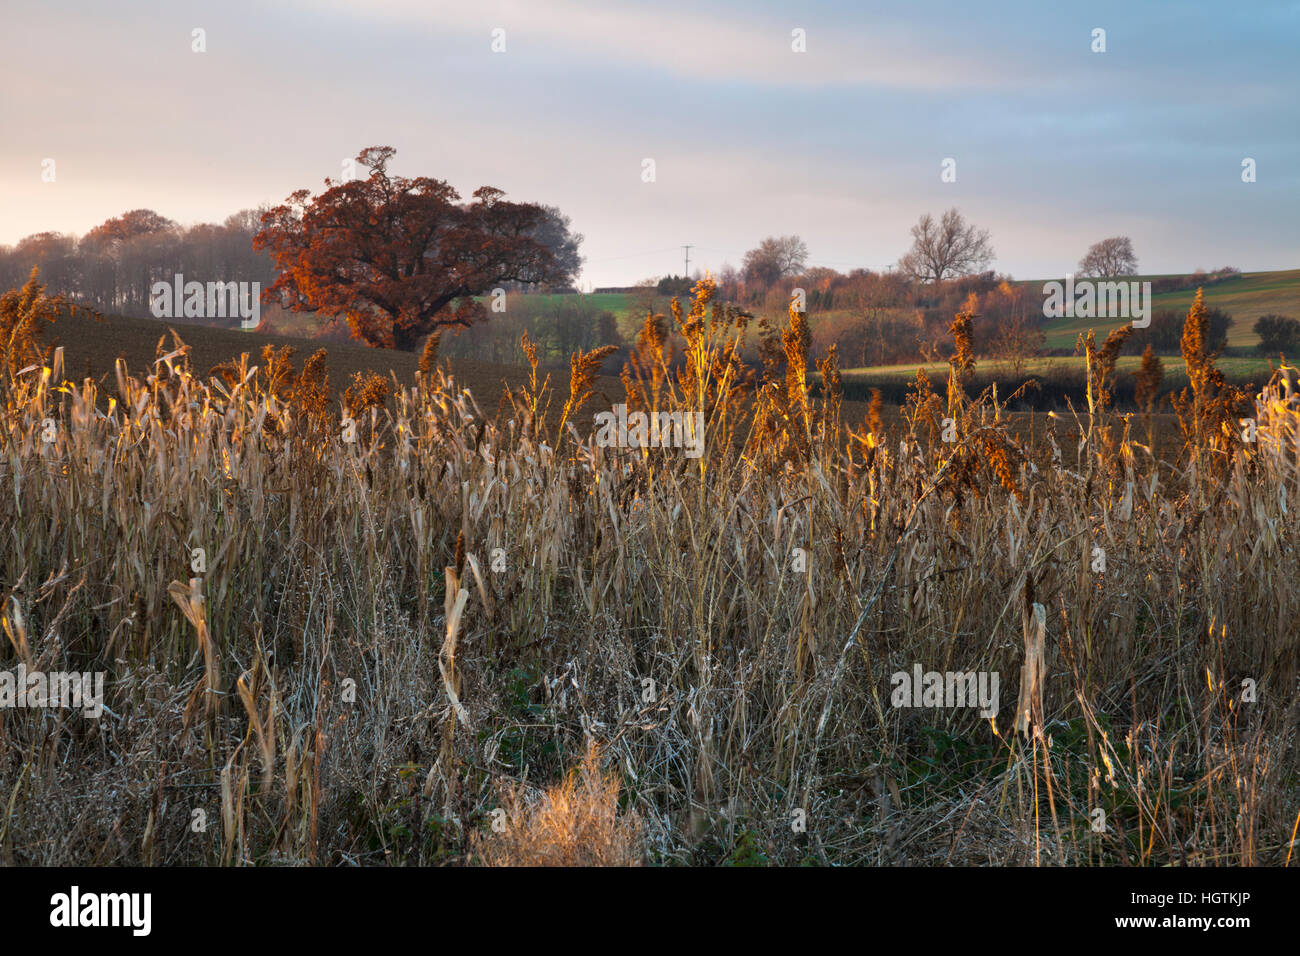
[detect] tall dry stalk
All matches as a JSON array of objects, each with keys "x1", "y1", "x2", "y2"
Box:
[{"x1": 0, "y1": 269, "x2": 1294, "y2": 866}]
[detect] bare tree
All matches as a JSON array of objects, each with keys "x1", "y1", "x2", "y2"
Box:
[
  {"x1": 1077, "y1": 236, "x2": 1138, "y2": 277},
  {"x1": 898, "y1": 209, "x2": 994, "y2": 282},
  {"x1": 716, "y1": 262, "x2": 739, "y2": 300},
  {"x1": 627, "y1": 279, "x2": 661, "y2": 321},
  {"x1": 742, "y1": 235, "x2": 808, "y2": 287}
]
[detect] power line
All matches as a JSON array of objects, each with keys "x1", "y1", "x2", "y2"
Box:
[
  {"x1": 583, "y1": 243, "x2": 896, "y2": 276},
  {"x1": 582, "y1": 245, "x2": 682, "y2": 264}
]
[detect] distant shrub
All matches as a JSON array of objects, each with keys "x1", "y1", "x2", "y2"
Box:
[
  {"x1": 1127, "y1": 306, "x2": 1231, "y2": 355},
  {"x1": 1149, "y1": 267, "x2": 1240, "y2": 295},
  {"x1": 656, "y1": 274, "x2": 693, "y2": 296},
  {"x1": 1253, "y1": 314, "x2": 1300, "y2": 354}
]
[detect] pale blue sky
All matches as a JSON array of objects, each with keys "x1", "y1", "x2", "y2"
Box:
[{"x1": 2, "y1": 0, "x2": 1296, "y2": 285}]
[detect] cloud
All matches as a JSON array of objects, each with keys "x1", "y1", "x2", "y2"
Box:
[
  {"x1": 1, "y1": 0, "x2": 1296, "y2": 284},
  {"x1": 298, "y1": 0, "x2": 1034, "y2": 91}
]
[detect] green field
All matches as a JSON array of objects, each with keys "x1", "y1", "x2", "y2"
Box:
[
  {"x1": 840, "y1": 354, "x2": 1278, "y2": 385},
  {"x1": 516, "y1": 291, "x2": 631, "y2": 314},
  {"x1": 1035, "y1": 269, "x2": 1300, "y2": 350},
  {"x1": 263, "y1": 291, "x2": 638, "y2": 339}
]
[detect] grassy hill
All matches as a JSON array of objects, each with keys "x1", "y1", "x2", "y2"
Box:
[
  {"x1": 522, "y1": 271, "x2": 1300, "y2": 354},
  {"x1": 508, "y1": 291, "x2": 630, "y2": 315},
  {"x1": 523, "y1": 270, "x2": 1300, "y2": 355},
  {"x1": 1035, "y1": 269, "x2": 1300, "y2": 350}
]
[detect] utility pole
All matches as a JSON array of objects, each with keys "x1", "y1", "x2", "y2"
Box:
[{"x1": 682, "y1": 244, "x2": 693, "y2": 279}]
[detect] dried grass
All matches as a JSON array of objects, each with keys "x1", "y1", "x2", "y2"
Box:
[
  {"x1": 471, "y1": 746, "x2": 642, "y2": 866},
  {"x1": 0, "y1": 272, "x2": 1296, "y2": 866}
]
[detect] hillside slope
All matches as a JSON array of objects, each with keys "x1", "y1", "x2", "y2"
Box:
[{"x1": 1037, "y1": 269, "x2": 1300, "y2": 350}]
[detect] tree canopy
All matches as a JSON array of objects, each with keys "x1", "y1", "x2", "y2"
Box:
[
  {"x1": 1078, "y1": 236, "x2": 1138, "y2": 277},
  {"x1": 898, "y1": 208, "x2": 994, "y2": 283},
  {"x1": 742, "y1": 235, "x2": 808, "y2": 287},
  {"x1": 254, "y1": 146, "x2": 575, "y2": 350}
]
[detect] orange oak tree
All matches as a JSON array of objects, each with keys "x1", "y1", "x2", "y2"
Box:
[{"x1": 254, "y1": 146, "x2": 571, "y2": 350}]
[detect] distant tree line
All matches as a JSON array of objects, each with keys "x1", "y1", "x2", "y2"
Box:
[
  {"x1": 0, "y1": 208, "x2": 276, "y2": 324},
  {"x1": 0, "y1": 148, "x2": 584, "y2": 351},
  {"x1": 5, "y1": 185, "x2": 1272, "y2": 375}
]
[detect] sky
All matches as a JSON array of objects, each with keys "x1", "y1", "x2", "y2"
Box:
[{"x1": 1, "y1": 0, "x2": 1297, "y2": 287}]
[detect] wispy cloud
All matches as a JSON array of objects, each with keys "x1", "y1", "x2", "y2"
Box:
[{"x1": 300, "y1": 0, "x2": 1038, "y2": 91}]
